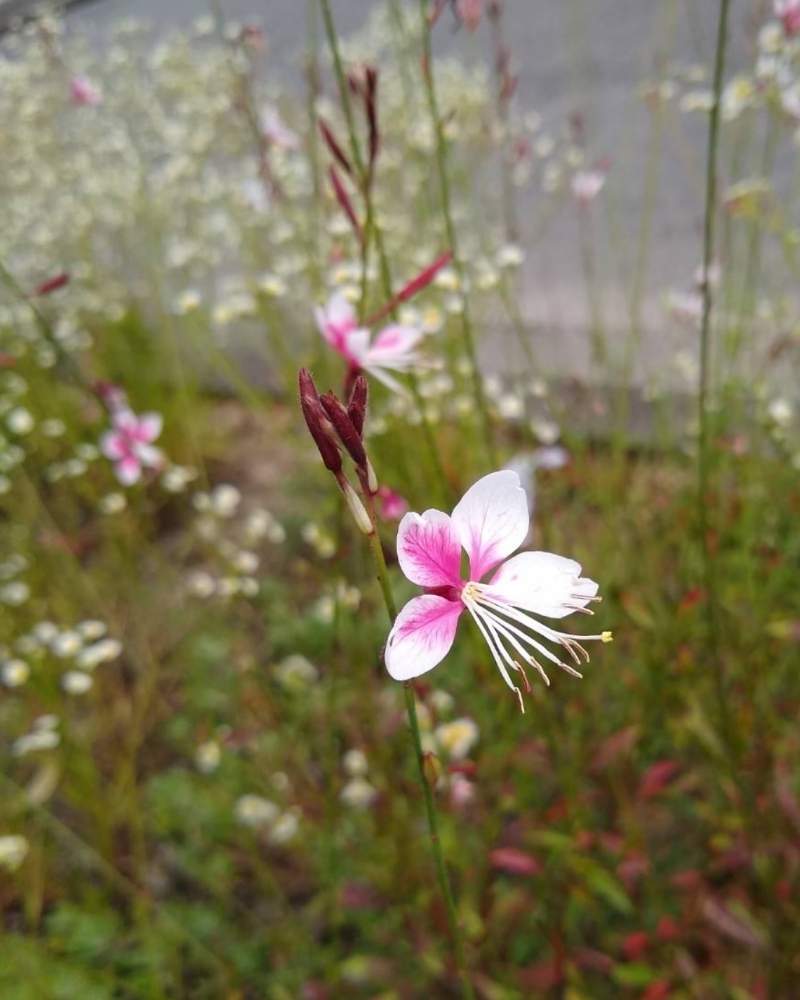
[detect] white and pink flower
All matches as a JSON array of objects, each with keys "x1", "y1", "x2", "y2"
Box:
[
  {"x1": 775, "y1": 0, "x2": 800, "y2": 36},
  {"x1": 100, "y1": 409, "x2": 163, "y2": 485},
  {"x1": 376, "y1": 485, "x2": 409, "y2": 521},
  {"x1": 571, "y1": 169, "x2": 606, "y2": 204},
  {"x1": 261, "y1": 106, "x2": 300, "y2": 150},
  {"x1": 385, "y1": 470, "x2": 610, "y2": 710},
  {"x1": 315, "y1": 293, "x2": 423, "y2": 392},
  {"x1": 70, "y1": 75, "x2": 102, "y2": 107}
]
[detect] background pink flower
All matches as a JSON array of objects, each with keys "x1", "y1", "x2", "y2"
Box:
[
  {"x1": 70, "y1": 75, "x2": 102, "y2": 107},
  {"x1": 376, "y1": 485, "x2": 409, "y2": 521},
  {"x1": 314, "y1": 293, "x2": 423, "y2": 392},
  {"x1": 100, "y1": 409, "x2": 163, "y2": 485}
]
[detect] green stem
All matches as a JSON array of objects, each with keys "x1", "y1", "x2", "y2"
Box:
[
  {"x1": 698, "y1": 0, "x2": 735, "y2": 759},
  {"x1": 317, "y1": 0, "x2": 450, "y2": 503},
  {"x1": 364, "y1": 525, "x2": 474, "y2": 998},
  {"x1": 0, "y1": 258, "x2": 88, "y2": 390},
  {"x1": 417, "y1": 0, "x2": 495, "y2": 466}
]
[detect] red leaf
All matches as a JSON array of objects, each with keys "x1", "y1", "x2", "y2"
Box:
[
  {"x1": 489, "y1": 847, "x2": 541, "y2": 876},
  {"x1": 655, "y1": 915, "x2": 680, "y2": 942},
  {"x1": 591, "y1": 726, "x2": 640, "y2": 771},
  {"x1": 641, "y1": 982, "x2": 671, "y2": 1000},
  {"x1": 622, "y1": 931, "x2": 649, "y2": 960},
  {"x1": 638, "y1": 760, "x2": 680, "y2": 799}
]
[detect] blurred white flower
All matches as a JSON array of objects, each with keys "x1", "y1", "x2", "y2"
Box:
[
  {"x1": 195, "y1": 741, "x2": 222, "y2": 773},
  {"x1": 340, "y1": 777, "x2": 378, "y2": 809},
  {"x1": 275, "y1": 654, "x2": 319, "y2": 688},
  {"x1": 6, "y1": 407, "x2": 34, "y2": 435},
  {"x1": 343, "y1": 748, "x2": 369, "y2": 776},
  {"x1": 0, "y1": 835, "x2": 29, "y2": 872},
  {"x1": 269, "y1": 809, "x2": 300, "y2": 844},
  {"x1": 435, "y1": 717, "x2": 480, "y2": 760},
  {"x1": 235, "y1": 794, "x2": 279, "y2": 828},
  {"x1": 63, "y1": 670, "x2": 93, "y2": 694},
  {"x1": 76, "y1": 638, "x2": 122, "y2": 670},
  {"x1": 52, "y1": 631, "x2": 82, "y2": 657},
  {"x1": 1, "y1": 659, "x2": 29, "y2": 687}
]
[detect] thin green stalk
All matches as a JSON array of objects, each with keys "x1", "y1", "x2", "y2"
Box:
[
  {"x1": 317, "y1": 0, "x2": 450, "y2": 503},
  {"x1": 486, "y1": 1, "x2": 518, "y2": 244},
  {"x1": 0, "y1": 258, "x2": 87, "y2": 390},
  {"x1": 417, "y1": 0, "x2": 495, "y2": 465},
  {"x1": 363, "y1": 524, "x2": 474, "y2": 999},
  {"x1": 698, "y1": 0, "x2": 736, "y2": 759}
]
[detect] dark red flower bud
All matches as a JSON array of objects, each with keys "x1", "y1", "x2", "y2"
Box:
[
  {"x1": 318, "y1": 119, "x2": 353, "y2": 176},
  {"x1": 347, "y1": 375, "x2": 368, "y2": 437},
  {"x1": 364, "y1": 66, "x2": 379, "y2": 170},
  {"x1": 328, "y1": 166, "x2": 363, "y2": 244},
  {"x1": 299, "y1": 368, "x2": 342, "y2": 474},
  {"x1": 32, "y1": 272, "x2": 69, "y2": 296},
  {"x1": 366, "y1": 251, "x2": 453, "y2": 326},
  {"x1": 320, "y1": 391, "x2": 367, "y2": 469}
]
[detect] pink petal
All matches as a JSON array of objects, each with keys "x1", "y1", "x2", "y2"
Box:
[
  {"x1": 451, "y1": 470, "x2": 529, "y2": 581},
  {"x1": 134, "y1": 413, "x2": 162, "y2": 443},
  {"x1": 385, "y1": 594, "x2": 463, "y2": 680},
  {"x1": 396, "y1": 509, "x2": 463, "y2": 588},
  {"x1": 487, "y1": 551, "x2": 598, "y2": 619},
  {"x1": 116, "y1": 456, "x2": 141, "y2": 485},
  {"x1": 315, "y1": 293, "x2": 356, "y2": 346},
  {"x1": 367, "y1": 324, "x2": 423, "y2": 364},
  {"x1": 100, "y1": 431, "x2": 125, "y2": 460},
  {"x1": 112, "y1": 409, "x2": 138, "y2": 433}
]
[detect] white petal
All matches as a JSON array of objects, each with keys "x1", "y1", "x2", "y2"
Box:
[
  {"x1": 385, "y1": 595, "x2": 463, "y2": 680},
  {"x1": 451, "y1": 470, "x2": 529, "y2": 581},
  {"x1": 367, "y1": 324, "x2": 423, "y2": 364},
  {"x1": 487, "y1": 551, "x2": 599, "y2": 619},
  {"x1": 326, "y1": 292, "x2": 356, "y2": 330},
  {"x1": 136, "y1": 413, "x2": 162, "y2": 442}
]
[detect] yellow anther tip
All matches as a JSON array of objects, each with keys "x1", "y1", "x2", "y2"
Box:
[{"x1": 601, "y1": 631, "x2": 614, "y2": 644}]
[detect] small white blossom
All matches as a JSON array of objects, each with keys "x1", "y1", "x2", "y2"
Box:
[
  {"x1": 0, "y1": 835, "x2": 29, "y2": 871},
  {"x1": 343, "y1": 748, "x2": 369, "y2": 776},
  {"x1": 63, "y1": 670, "x2": 93, "y2": 694},
  {"x1": 435, "y1": 718, "x2": 480, "y2": 760},
  {"x1": 269, "y1": 809, "x2": 300, "y2": 844},
  {"x1": 340, "y1": 777, "x2": 378, "y2": 809},
  {"x1": 195, "y1": 741, "x2": 221, "y2": 773},
  {"x1": 275, "y1": 654, "x2": 319, "y2": 688},
  {"x1": 1, "y1": 659, "x2": 29, "y2": 687},
  {"x1": 235, "y1": 794, "x2": 279, "y2": 828}
]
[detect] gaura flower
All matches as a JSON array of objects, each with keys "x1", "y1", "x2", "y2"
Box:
[
  {"x1": 775, "y1": 0, "x2": 800, "y2": 36},
  {"x1": 100, "y1": 409, "x2": 163, "y2": 485},
  {"x1": 261, "y1": 106, "x2": 300, "y2": 150},
  {"x1": 385, "y1": 471, "x2": 610, "y2": 710},
  {"x1": 314, "y1": 293, "x2": 423, "y2": 393},
  {"x1": 70, "y1": 75, "x2": 102, "y2": 107},
  {"x1": 376, "y1": 485, "x2": 409, "y2": 521},
  {"x1": 571, "y1": 169, "x2": 606, "y2": 204}
]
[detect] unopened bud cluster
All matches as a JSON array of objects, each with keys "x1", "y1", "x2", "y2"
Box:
[{"x1": 298, "y1": 368, "x2": 378, "y2": 536}]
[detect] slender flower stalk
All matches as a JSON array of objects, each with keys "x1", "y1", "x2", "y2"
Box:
[
  {"x1": 317, "y1": 0, "x2": 450, "y2": 503},
  {"x1": 698, "y1": 0, "x2": 735, "y2": 758},
  {"x1": 362, "y1": 482, "x2": 475, "y2": 1000},
  {"x1": 418, "y1": 0, "x2": 495, "y2": 465},
  {"x1": 486, "y1": 1, "x2": 518, "y2": 243},
  {"x1": 298, "y1": 367, "x2": 474, "y2": 998},
  {"x1": 0, "y1": 258, "x2": 85, "y2": 388}
]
